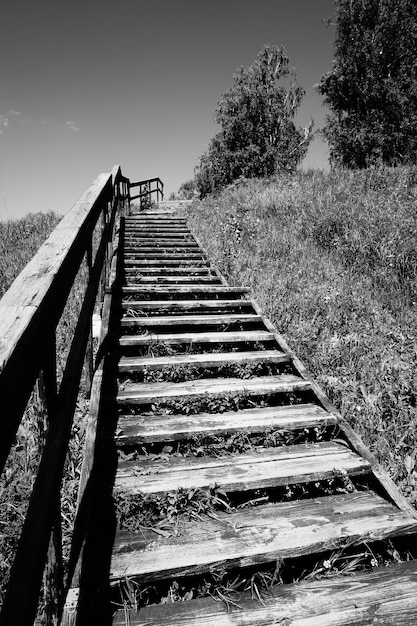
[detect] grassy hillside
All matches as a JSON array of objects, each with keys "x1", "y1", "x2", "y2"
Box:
[
  {"x1": 0, "y1": 211, "x2": 60, "y2": 297},
  {"x1": 186, "y1": 166, "x2": 417, "y2": 504}
]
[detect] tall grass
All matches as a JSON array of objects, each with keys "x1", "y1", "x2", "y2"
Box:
[
  {"x1": 186, "y1": 166, "x2": 417, "y2": 504},
  {"x1": 0, "y1": 212, "x2": 60, "y2": 297}
]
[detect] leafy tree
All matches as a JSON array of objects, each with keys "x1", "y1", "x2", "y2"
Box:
[
  {"x1": 177, "y1": 179, "x2": 197, "y2": 199},
  {"x1": 318, "y1": 0, "x2": 417, "y2": 168},
  {"x1": 195, "y1": 45, "x2": 313, "y2": 196}
]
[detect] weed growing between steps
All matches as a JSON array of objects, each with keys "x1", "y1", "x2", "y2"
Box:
[
  {"x1": 114, "y1": 486, "x2": 231, "y2": 534},
  {"x1": 119, "y1": 361, "x2": 295, "y2": 385},
  {"x1": 111, "y1": 538, "x2": 415, "y2": 613},
  {"x1": 117, "y1": 424, "x2": 338, "y2": 458},
  {"x1": 137, "y1": 340, "x2": 272, "y2": 357},
  {"x1": 120, "y1": 389, "x2": 309, "y2": 416},
  {"x1": 114, "y1": 471, "x2": 355, "y2": 535},
  {"x1": 123, "y1": 292, "x2": 247, "y2": 301},
  {"x1": 122, "y1": 322, "x2": 264, "y2": 336},
  {"x1": 123, "y1": 304, "x2": 252, "y2": 317}
]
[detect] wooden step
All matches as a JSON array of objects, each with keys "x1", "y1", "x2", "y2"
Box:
[
  {"x1": 124, "y1": 238, "x2": 196, "y2": 244},
  {"x1": 124, "y1": 228, "x2": 191, "y2": 233},
  {"x1": 123, "y1": 259, "x2": 210, "y2": 267},
  {"x1": 125, "y1": 276, "x2": 222, "y2": 285},
  {"x1": 121, "y1": 299, "x2": 253, "y2": 311},
  {"x1": 125, "y1": 225, "x2": 188, "y2": 231},
  {"x1": 124, "y1": 232, "x2": 193, "y2": 238},
  {"x1": 125, "y1": 218, "x2": 187, "y2": 223},
  {"x1": 118, "y1": 349, "x2": 289, "y2": 373},
  {"x1": 124, "y1": 246, "x2": 203, "y2": 251},
  {"x1": 110, "y1": 491, "x2": 417, "y2": 583},
  {"x1": 121, "y1": 286, "x2": 249, "y2": 297},
  {"x1": 116, "y1": 374, "x2": 311, "y2": 405},
  {"x1": 124, "y1": 253, "x2": 206, "y2": 260},
  {"x1": 112, "y1": 559, "x2": 417, "y2": 626},
  {"x1": 124, "y1": 267, "x2": 213, "y2": 275},
  {"x1": 119, "y1": 330, "x2": 274, "y2": 347},
  {"x1": 121, "y1": 313, "x2": 261, "y2": 327},
  {"x1": 124, "y1": 235, "x2": 194, "y2": 241},
  {"x1": 115, "y1": 403, "x2": 335, "y2": 445},
  {"x1": 124, "y1": 254, "x2": 206, "y2": 262},
  {"x1": 124, "y1": 222, "x2": 189, "y2": 226},
  {"x1": 124, "y1": 242, "x2": 199, "y2": 248},
  {"x1": 115, "y1": 441, "x2": 370, "y2": 496},
  {"x1": 125, "y1": 244, "x2": 202, "y2": 256},
  {"x1": 124, "y1": 223, "x2": 190, "y2": 228}
]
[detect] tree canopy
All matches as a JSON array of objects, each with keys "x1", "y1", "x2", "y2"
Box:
[
  {"x1": 318, "y1": 0, "x2": 417, "y2": 168},
  {"x1": 195, "y1": 45, "x2": 313, "y2": 196}
]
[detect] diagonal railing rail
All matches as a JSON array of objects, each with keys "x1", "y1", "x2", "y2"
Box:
[{"x1": 0, "y1": 166, "x2": 162, "y2": 625}]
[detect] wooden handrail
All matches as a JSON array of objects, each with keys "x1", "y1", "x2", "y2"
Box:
[
  {"x1": 0, "y1": 164, "x2": 131, "y2": 625},
  {"x1": 129, "y1": 176, "x2": 163, "y2": 188},
  {"x1": 129, "y1": 176, "x2": 164, "y2": 205}
]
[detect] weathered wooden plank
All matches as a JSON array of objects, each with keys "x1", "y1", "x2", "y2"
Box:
[
  {"x1": 110, "y1": 492, "x2": 417, "y2": 583},
  {"x1": 123, "y1": 259, "x2": 210, "y2": 266},
  {"x1": 126, "y1": 229, "x2": 189, "y2": 233},
  {"x1": 113, "y1": 559, "x2": 417, "y2": 626},
  {"x1": 116, "y1": 374, "x2": 311, "y2": 405},
  {"x1": 124, "y1": 253, "x2": 206, "y2": 260},
  {"x1": 124, "y1": 221, "x2": 188, "y2": 227},
  {"x1": 115, "y1": 403, "x2": 335, "y2": 445},
  {"x1": 124, "y1": 229, "x2": 191, "y2": 234},
  {"x1": 118, "y1": 349, "x2": 288, "y2": 373},
  {"x1": 124, "y1": 228, "x2": 194, "y2": 236},
  {"x1": 125, "y1": 242, "x2": 204, "y2": 252},
  {"x1": 119, "y1": 330, "x2": 274, "y2": 347},
  {"x1": 124, "y1": 267, "x2": 213, "y2": 275},
  {"x1": 121, "y1": 299, "x2": 252, "y2": 310},
  {"x1": 124, "y1": 233, "x2": 193, "y2": 239},
  {"x1": 125, "y1": 223, "x2": 187, "y2": 228},
  {"x1": 124, "y1": 239, "x2": 196, "y2": 245},
  {"x1": 125, "y1": 246, "x2": 199, "y2": 251},
  {"x1": 125, "y1": 218, "x2": 187, "y2": 222},
  {"x1": 125, "y1": 217, "x2": 186, "y2": 222},
  {"x1": 125, "y1": 276, "x2": 222, "y2": 285},
  {"x1": 115, "y1": 441, "x2": 370, "y2": 496},
  {"x1": 122, "y1": 285, "x2": 248, "y2": 293},
  {"x1": 124, "y1": 241, "x2": 199, "y2": 247},
  {"x1": 121, "y1": 313, "x2": 261, "y2": 327},
  {"x1": 126, "y1": 214, "x2": 185, "y2": 217}
]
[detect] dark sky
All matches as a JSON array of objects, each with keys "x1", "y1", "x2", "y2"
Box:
[{"x1": 0, "y1": 0, "x2": 336, "y2": 218}]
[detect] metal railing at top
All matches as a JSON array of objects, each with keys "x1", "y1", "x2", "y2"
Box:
[{"x1": 0, "y1": 166, "x2": 163, "y2": 625}]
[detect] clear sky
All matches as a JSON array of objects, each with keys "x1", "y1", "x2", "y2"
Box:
[{"x1": 0, "y1": 0, "x2": 336, "y2": 219}]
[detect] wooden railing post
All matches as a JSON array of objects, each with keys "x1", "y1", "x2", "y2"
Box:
[
  {"x1": 37, "y1": 334, "x2": 64, "y2": 625},
  {"x1": 85, "y1": 239, "x2": 94, "y2": 393}
]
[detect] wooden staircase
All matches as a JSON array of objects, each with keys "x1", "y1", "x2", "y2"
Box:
[{"x1": 85, "y1": 204, "x2": 417, "y2": 624}]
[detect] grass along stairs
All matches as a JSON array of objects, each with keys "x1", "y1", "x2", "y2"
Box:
[{"x1": 69, "y1": 203, "x2": 417, "y2": 624}]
